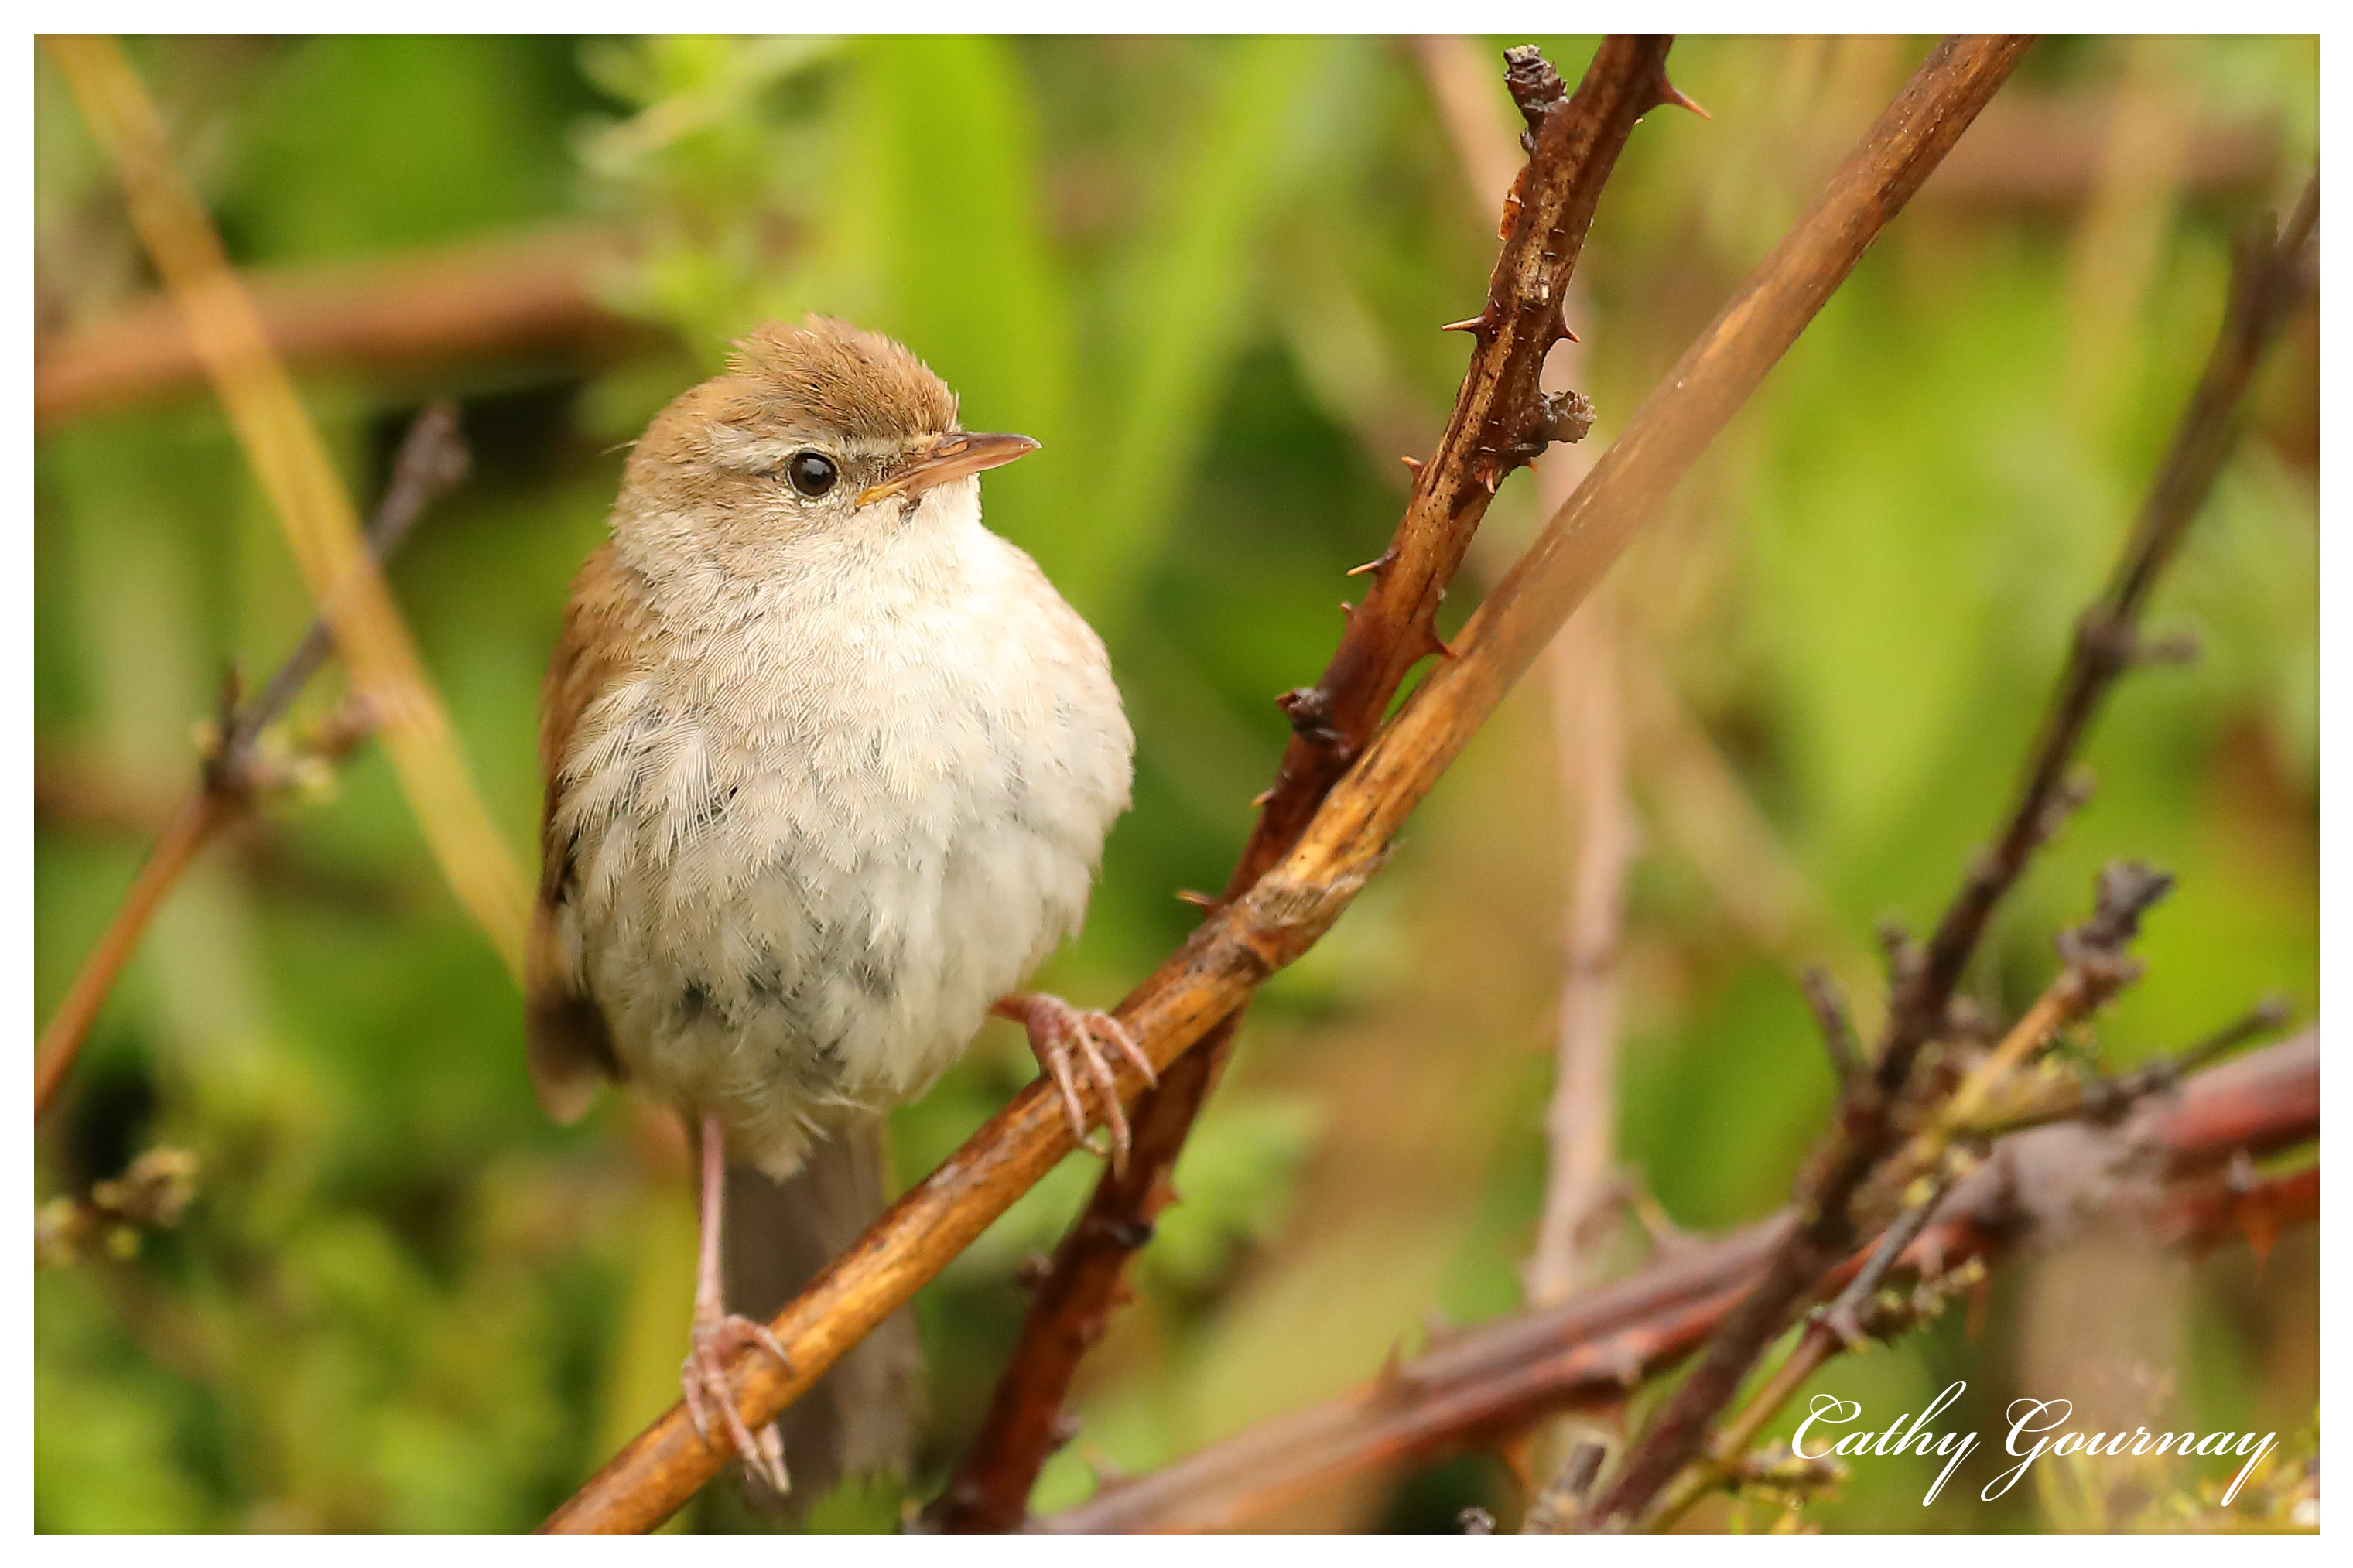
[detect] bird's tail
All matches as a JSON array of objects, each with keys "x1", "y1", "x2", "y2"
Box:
[{"x1": 721, "y1": 1113, "x2": 920, "y2": 1512}]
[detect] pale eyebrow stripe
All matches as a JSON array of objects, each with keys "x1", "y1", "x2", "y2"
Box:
[{"x1": 699, "y1": 425, "x2": 910, "y2": 473}]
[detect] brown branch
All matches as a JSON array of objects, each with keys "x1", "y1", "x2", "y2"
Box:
[
  {"x1": 36, "y1": 224, "x2": 648, "y2": 429},
  {"x1": 1039, "y1": 1032, "x2": 2316, "y2": 1532},
  {"x1": 925, "y1": 37, "x2": 1678, "y2": 1532},
  {"x1": 1583, "y1": 168, "x2": 2317, "y2": 1531},
  {"x1": 545, "y1": 33, "x2": 2024, "y2": 1534},
  {"x1": 33, "y1": 403, "x2": 469, "y2": 1122}
]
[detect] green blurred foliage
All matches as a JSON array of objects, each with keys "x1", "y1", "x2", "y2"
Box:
[{"x1": 35, "y1": 35, "x2": 2315, "y2": 1534}]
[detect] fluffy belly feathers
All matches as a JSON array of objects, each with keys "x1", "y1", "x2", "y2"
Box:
[{"x1": 550, "y1": 539, "x2": 1130, "y2": 1176}]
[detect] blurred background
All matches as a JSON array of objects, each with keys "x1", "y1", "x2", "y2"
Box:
[{"x1": 33, "y1": 35, "x2": 2317, "y2": 1532}]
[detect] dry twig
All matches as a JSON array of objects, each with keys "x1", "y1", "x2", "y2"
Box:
[
  {"x1": 33, "y1": 405, "x2": 470, "y2": 1121},
  {"x1": 1040, "y1": 1032, "x2": 2314, "y2": 1532},
  {"x1": 543, "y1": 34, "x2": 2025, "y2": 1534},
  {"x1": 1528, "y1": 597, "x2": 1638, "y2": 1305},
  {"x1": 1582, "y1": 169, "x2": 2317, "y2": 1531}
]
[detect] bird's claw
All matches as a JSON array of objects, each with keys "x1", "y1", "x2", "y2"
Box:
[
  {"x1": 1007, "y1": 995, "x2": 1153, "y2": 1172},
  {"x1": 682, "y1": 1311, "x2": 792, "y2": 1494}
]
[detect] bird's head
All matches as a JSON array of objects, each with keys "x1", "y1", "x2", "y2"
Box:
[{"x1": 614, "y1": 316, "x2": 1037, "y2": 576}]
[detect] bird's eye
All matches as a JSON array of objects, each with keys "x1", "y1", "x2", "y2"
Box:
[{"x1": 785, "y1": 451, "x2": 839, "y2": 497}]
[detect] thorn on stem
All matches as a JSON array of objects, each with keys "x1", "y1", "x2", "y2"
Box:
[
  {"x1": 1347, "y1": 546, "x2": 1399, "y2": 578},
  {"x1": 1400, "y1": 454, "x2": 1424, "y2": 477},
  {"x1": 1440, "y1": 313, "x2": 1489, "y2": 335},
  {"x1": 1175, "y1": 889, "x2": 1220, "y2": 910},
  {"x1": 1658, "y1": 79, "x2": 1714, "y2": 120}
]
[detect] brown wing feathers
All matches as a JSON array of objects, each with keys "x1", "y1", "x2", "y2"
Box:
[{"x1": 525, "y1": 544, "x2": 647, "y2": 1121}]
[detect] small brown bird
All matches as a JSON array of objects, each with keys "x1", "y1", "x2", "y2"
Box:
[{"x1": 527, "y1": 317, "x2": 1143, "y2": 1491}]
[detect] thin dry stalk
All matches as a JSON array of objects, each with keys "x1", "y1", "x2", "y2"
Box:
[
  {"x1": 1584, "y1": 171, "x2": 2317, "y2": 1531},
  {"x1": 543, "y1": 35, "x2": 2026, "y2": 1534},
  {"x1": 49, "y1": 35, "x2": 532, "y2": 979},
  {"x1": 33, "y1": 405, "x2": 470, "y2": 1122},
  {"x1": 1520, "y1": 595, "x2": 1637, "y2": 1528},
  {"x1": 1529, "y1": 603, "x2": 1636, "y2": 1304}
]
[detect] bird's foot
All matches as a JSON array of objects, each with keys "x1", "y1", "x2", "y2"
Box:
[
  {"x1": 682, "y1": 1310, "x2": 793, "y2": 1493},
  {"x1": 996, "y1": 993, "x2": 1154, "y2": 1170}
]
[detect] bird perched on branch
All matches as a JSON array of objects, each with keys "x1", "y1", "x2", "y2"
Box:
[{"x1": 526, "y1": 316, "x2": 1140, "y2": 1495}]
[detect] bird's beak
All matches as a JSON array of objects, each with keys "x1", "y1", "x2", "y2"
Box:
[{"x1": 857, "y1": 432, "x2": 1040, "y2": 507}]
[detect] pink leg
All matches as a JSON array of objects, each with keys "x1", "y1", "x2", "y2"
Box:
[
  {"x1": 994, "y1": 994, "x2": 1154, "y2": 1170},
  {"x1": 680, "y1": 1112, "x2": 792, "y2": 1492}
]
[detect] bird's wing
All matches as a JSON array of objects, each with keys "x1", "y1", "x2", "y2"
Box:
[{"x1": 525, "y1": 542, "x2": 649, "y2": 1122}]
